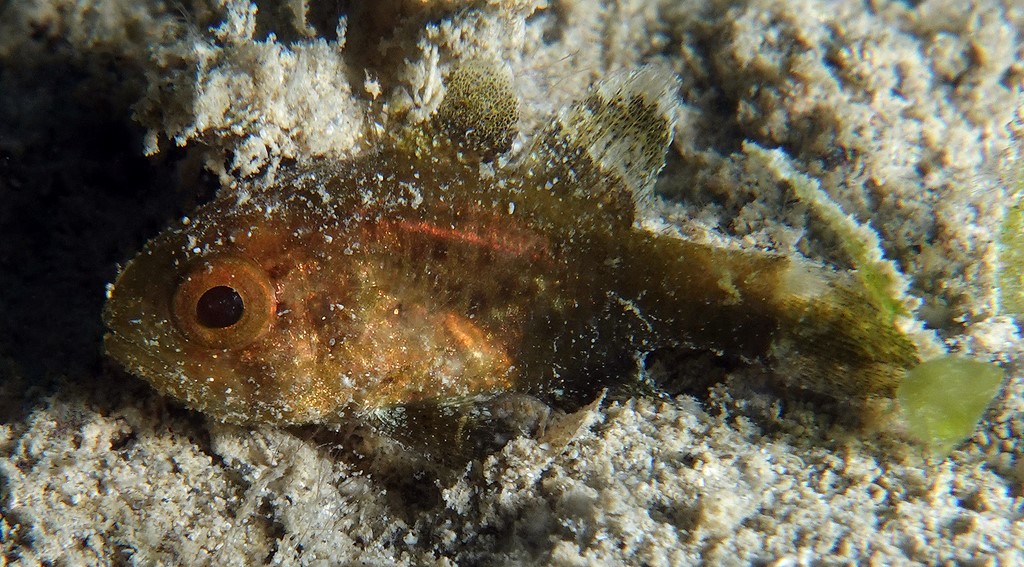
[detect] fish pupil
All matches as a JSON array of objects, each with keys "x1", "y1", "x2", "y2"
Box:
[{"x1": 196, "y1": 285, "x2": 245, "y2": 328}]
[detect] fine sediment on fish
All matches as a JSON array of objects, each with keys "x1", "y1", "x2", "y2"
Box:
[{"x1": 2, "y1": 0, "x2": 1023, "y2": 565}]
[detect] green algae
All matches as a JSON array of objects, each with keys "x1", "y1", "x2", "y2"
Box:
[
  {"x1": 999, "y1": 201, "x2": 1024, "y2": 314},
  {"x1": 897, "y1": 356, "x2": 1004, "y2": 456}
]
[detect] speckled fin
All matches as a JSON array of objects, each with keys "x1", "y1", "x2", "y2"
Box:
[
  {"x1": 519, "y1": 66, "x2": 678, "y2": 215},
  {"x1": 436, "y1": 59, "x2": 520, "y2": 160}
]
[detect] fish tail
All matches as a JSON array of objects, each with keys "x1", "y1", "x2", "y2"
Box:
[{"x1": 622, "y1": 229, "x2": 920, "y2": 399}]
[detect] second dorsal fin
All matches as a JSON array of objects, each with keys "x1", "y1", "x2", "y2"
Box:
[{"x1": 518, "y1": 65, "x2": 678, "y2": 219}]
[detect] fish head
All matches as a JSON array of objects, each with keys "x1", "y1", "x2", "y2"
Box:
[{"x1": 103, "y1": 189, "x2": 369, "y2": 425}]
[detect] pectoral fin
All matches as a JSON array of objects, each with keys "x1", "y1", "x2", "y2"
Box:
[{"x1": 361, "y1": 393, "x2": 553, "y2": 465}]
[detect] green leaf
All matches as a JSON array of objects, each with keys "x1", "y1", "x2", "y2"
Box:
[{"x1": 897, "y1": 356, "x2": 1004, "y2": 456}]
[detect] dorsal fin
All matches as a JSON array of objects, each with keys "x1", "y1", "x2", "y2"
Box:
[
  {"x1": 518, "y1": 65, "x2": 678, "y2": 220},
  {"x1": 435, "y1": 58, "x2": 520, "y2": 161}
]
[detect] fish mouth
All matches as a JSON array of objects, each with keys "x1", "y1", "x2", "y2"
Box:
[{"x1": 102, "y1": 328, "x2": 169, "y2": 381}]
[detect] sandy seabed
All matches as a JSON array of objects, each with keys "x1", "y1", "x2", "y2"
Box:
[{"x1": 2, "y1": 0, "x2": 1024, "y2": 564}]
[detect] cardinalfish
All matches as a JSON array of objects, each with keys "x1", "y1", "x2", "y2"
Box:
[{"x1": 104, "y1": 60, "x2": 1004, "y2": 456}]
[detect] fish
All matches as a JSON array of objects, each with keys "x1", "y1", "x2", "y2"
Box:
[{"x1": 102, "y1": 60, "x2": 1000, "y2": 454}]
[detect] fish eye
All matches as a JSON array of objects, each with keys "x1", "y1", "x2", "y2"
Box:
[
  {"x1": 196, "y1": 285, "x2": 245, "y2": 328},
  {"x1": 171, "y1": 255, "x2": 275, "y2": 349}
]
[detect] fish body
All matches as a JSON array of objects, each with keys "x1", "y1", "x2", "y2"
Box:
[
  {"x1": 105, "y1": 137, "x2": 626, "y2": 424},
  {"x1": 105, "y1": 63, "x2": 928, "y2": 434}
]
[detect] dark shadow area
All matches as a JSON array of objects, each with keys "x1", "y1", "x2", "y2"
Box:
[
  {"x1": 316, "y1": 0, "x2": 500, "y2": 91},
  {"x1": 0, "y1": 29, "x2": 211, "y2": 422}
]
